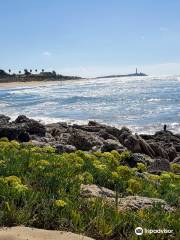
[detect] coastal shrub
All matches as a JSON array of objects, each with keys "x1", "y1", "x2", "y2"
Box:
[
  {"x1": 119, "y1": 150, "x2": 132, "y2": 162},
  {"x1": 0, "y1": 140, "x2": 179, "y2": 239},
  {"x1": 171, "y1": 163, "x2": 180, "y2": 174},
  {"x1": 127, "y1": 178, "x2": 142, "y2": 194},
  {"x1": 137, "y1": 162, "x2": 147, "y2": 172}
]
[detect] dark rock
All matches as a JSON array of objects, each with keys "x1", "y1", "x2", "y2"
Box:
[
  {"x1": 148, "y1": 158, "x2": 171, "y2": 174},
  {"x1": 175, "y1": 145, "x2": 180, "y2": 152},
  {"x1": 132, "y1": 153, "x2": 153, "y2": 166},
  {"x1": 63, "y1": 144, "x2": 76, "y2": 153},
  {"x1": 149, "y1": 142, "x2": 169, "y2": 159},
  {"x1": 30, "y1": 140, "x2": 49, "y2": 147},
  {"x1": 14, "y1": 115, "x2": 46, "y2": 136},
  {"x1": 88, "y1": 121, "x2": 101, "y2": 127},
  {"x1": 140, "y1": 134, "x2": 154, "y2": 140},
  {"x1": 166, "y1": 145, "x2": 177, "y2": 161},
  {"x1": 91, "y1": 146, "x2": 101, "y2": 152},
  {"x1": 0, "y1": 126, "x2": 30, "y2": 141},
  {"x1": 101, "y1": 139, "x2": 126, "y2": 153},
  {"x1": 118, "y1": 127, "x2": 133, "y2": 143},
  {"x1": 0, "y1": 115, "x2": 179, "y2": 167},
  {"x1": 68, "y1": 129, "x2": 103, "y2": 151},
  {"x1": 72, "y1": 124, "x2": 102, "y2": 133},
  {"x1": 136, "y1": 134, "x2": 155, "y2": 157},
  {"x1": 172, "y1": 156, "x2": 180, "y2": 164},
  {"x1": 47, "y1": 123, "x2": 68, "y2": 137},
  {"x1": 58, "y1": 133, "x2": 72, "y2": 145},
  {"x1": 97, "y1": 129, "x2": 118, "y2": 140},
  {"x1": 89, "y1": 121, "x2": 126, "y2": 140},
  {"x1": 18, "y1": 131, "x2": 30, "y2": 142},
  {"x1": 0, "y1": 115, "x2": 10, "y2": 125},
  {"x1": 122, "y1": 132, "x2": 155, "y2": 157},
  {"x1": 55, "y1": 144, "x2": 76, "y2": 153},
  {"x1": 15, "y1": 115, "x2": 30, "y2": 123},
  {"x1": 123, "y1": 135, "x2": 141, "y2": 153},
  {"x1": 121, "y1": 153, "x2": 153, "y2": 168},
  {"x1": 55, "y1": 144, "x2": 64, "y2": 153},
  {"x1": 0, "y1": 126, "x2": 19, "y2": 140}
]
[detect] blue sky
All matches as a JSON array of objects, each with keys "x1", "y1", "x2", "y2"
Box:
[{"x1": 0, "y1": 0, "x2": 180, "y2": 77}]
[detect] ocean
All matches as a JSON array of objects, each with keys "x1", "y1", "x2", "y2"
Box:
[{"x1": 0, "y1": 75, "x2": 180, "y2": 134}]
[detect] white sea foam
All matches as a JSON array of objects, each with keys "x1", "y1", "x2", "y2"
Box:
[{"x1": 0, "y1": 75, "x2": 180, "y2": 134}]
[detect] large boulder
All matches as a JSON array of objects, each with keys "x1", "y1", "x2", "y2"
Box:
[
  {"x1": 0, "y1": 114, "x2": 10, "y2": 126},
  {"x1": 149, "y1": 142, "x2": 169, "y2": 159},
  {"x1": 122, "y1": 153, "x2": 153, "y2": 168},
  {"x1": 80, "y1": 184, "x2": 173, "y2": 212},
  {"x1": 117, "y1": 196, "x2": 173, "y2": 212},
  {"x1": 148, "y1": 158, "x2": 171, "y2": 174},
  {"x1": 136, "y1": 135, "x2": 155, "y2": 157},
  {"x1": 88, "y1": 121, "x2": 124, "y2": 139},
  {"x1": 68, "y1": 129, "x2": 103, "y2": 151},
  {"x1": 123, "y1": 135, "x2": 141, "y2": 153},
  {"x1": 81, "y1": 184, "x2": 116, "y2": 198},
  {"x1": 55, "y1": 144, "x2": 76, "y2": 153},
  {"x1": 14, "y1": 115, "x2": 46, "y2": 137},
  {"x1": 172, "y1": 156, "x2": 180, "y2": 164},
  {"x1": 166, "y1": 145, "x2": 177, "y2": 161},
  {"x1": 0, "y1": 126, "x2": 18, "y2": 140},
  {"x1": 0, "y1": 126, "x2": 30, "y2": 142},
  {"x1": 97, "y1": 129, "x2": 118, "y2": 140},
  {"x1": 0, "y1": 226, "x2": 94, "y2": 240},
  {"x1": 101, "y1": 139, "x2": 126, "y2": 153},
  {"x1": 175, "y1": 144, "x2": 180, "y2": 152}
]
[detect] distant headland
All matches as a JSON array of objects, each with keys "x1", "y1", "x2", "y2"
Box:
[
  {"x1": 0, "y1": 69, "x2": 82, "y2": 83},
  {"x1": 0, "y1": 68, "x2": 147, "y2": 84},
  {"x1": 96, "y1": 68, "x2": 147, "y2": 79}
]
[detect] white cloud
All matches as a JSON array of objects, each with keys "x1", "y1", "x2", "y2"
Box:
[{"x1": 42, "y1": 51, "x2": 51, "y2": 56}]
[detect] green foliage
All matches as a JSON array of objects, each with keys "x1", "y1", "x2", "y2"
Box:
[
  {"x1": 171, "y1": 163, "x2": 180, "y2": 174},
  {"x1": 127, "y1": 178, "x2": 142, "y2": 194},
  {"x1": 137, "y1": 162, "x2": 147, "y2": 172},
  {"x1": 0, "y1": 140, "x2": 179, "y2": 239},
  {"x1": 120, "y1": 150, "x2": 132, "y2": 162}
]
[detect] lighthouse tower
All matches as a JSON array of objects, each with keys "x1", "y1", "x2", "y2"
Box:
[{"x1": 136, "y1": 68, "x2": 138, "y2": 75}]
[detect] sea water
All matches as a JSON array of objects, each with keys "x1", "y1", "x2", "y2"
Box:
[{"x1": 0, "y1": 75, "x2": 180, "y2": 134}]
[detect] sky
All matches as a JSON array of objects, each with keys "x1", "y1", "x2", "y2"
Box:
[{"x1": 0, "y1": 0, "x2": 180, "y2": 77}]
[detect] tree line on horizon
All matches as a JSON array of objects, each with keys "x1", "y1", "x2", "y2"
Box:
[
  {"x1": 0, "y1": 69, "x2": 81, "y2": 80},
  {"x1": 0, "y1": 69, "x2": 59, "y2": 77},
  {"x1": 2, "y1": 68, "x2": 47, "y2": 75}
]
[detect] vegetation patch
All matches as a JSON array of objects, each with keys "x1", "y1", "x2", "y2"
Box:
[{"x1": 0, "y1": 139, "x2": 179, "y2": 239}]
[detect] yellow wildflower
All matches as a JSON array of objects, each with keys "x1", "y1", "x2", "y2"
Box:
[
  {"x1": 5, "y1": 176, "x2": 22, "y2": 185},
  {"x1": 54, "y1": 199, "x2": 67, "y2": 208},
  {"x1": 117, "y1": 165, "x2": 132, "y2": 179}
]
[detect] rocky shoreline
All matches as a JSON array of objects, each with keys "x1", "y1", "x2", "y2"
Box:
[{"x1": 0, "y1": 114, "x2": 180, "y2": 174}]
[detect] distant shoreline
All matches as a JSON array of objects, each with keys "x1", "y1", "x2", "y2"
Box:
[
  {"x1": 0, "y1": 69, "x2": 147, "y2": 87},
  {"x1": 0, "y1": 78, "x2": 84, "y2": 88}
]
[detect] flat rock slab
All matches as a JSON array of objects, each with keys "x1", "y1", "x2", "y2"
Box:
[
  {"x1": 80, "y1": 184, "x2": 174, "y2": 212},
  {"x1": 0, "y1": 226, "x2": 94, "y2": 240}
]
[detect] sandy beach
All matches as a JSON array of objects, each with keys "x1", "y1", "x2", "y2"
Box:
[
  {"x1": 0, "y1": 227, "x2": 94, "y2": 240},
  {"x1": 0, "y1": 81, "x2": 63, "y2": 89}
]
